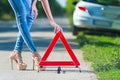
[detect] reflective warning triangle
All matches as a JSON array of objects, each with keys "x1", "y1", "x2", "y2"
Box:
[{"x1": 39, "y1": 31, "x2": 80, "y2": 66}]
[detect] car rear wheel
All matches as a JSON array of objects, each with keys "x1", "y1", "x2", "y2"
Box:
[{"x1": 73, "y1": 25, "x2": 80, "y2": 35}]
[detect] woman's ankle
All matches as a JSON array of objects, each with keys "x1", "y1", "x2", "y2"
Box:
[
  {"x1": 32, "y1": 52, "x2": 40, "y2": 58},
  {"x1": 12, "y1": 50, "x2": 21, "y2": 54}
]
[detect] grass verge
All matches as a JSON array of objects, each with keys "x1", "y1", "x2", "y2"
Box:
[{"x1": 77, "y1": 31, "x2": 120, "y2": 80}]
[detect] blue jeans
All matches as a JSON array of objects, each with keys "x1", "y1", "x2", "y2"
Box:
[{"x1": 8, "y1": 0, "x2": 37, "y2": 53}]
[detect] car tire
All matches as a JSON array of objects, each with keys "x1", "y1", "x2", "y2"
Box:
[{"x1": 73, "y1": 25, "x2": 79, "y2": 35}]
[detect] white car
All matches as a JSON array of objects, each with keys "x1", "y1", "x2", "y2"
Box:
[{"x1": 73, "y1": 0, "x2": 120, "y2": 35}]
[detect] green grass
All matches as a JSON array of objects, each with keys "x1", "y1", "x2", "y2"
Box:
[{"x1": 77, "y1": 31, "x2": 120, "y2": 80}]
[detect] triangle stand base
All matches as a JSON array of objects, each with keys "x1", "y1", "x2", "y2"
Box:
[{"x1": 56, "y1": 66, "x2": 81, "y2": 74}]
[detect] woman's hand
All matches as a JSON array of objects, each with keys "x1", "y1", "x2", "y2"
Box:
[
  {"x1": 50, "y1": 22, "x2": 63, "y2": 33},
  {"x1": 31, "y1": 1, "x2": 38, "y2": 20}
]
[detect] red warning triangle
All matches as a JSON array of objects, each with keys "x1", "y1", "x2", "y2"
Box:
[{"x1": 39, "y1": 31, "x2": 80, "y2": 66}]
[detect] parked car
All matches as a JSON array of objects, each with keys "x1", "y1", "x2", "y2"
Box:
[{"x1": 73, "y1": 0, "x2": 120, "y2": 35}]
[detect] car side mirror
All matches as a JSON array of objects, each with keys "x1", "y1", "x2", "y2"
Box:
[{"x1": 72, "y1": 1, "x2": 78, "y2": 5}]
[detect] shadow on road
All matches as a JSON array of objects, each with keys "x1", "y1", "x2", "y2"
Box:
[{"x1": 0, "y1": 19, "x2": 78, "y2": 51}]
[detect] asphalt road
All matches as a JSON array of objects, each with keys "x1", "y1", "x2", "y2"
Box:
[{"x1": 0, "y1": 17, "x2": 97, "y2": 80}]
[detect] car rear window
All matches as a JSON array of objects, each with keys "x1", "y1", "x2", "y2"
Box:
[{"x1": 83, "y1": 0, "x2": 120, "y2": 6}]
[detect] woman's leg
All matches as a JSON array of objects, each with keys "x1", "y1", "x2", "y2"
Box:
[
  {"x1": 14, "y1": 0, "x2": 34, "y2": 53},
  {"x1": 14, "y1": 13, "x2": 34, "y2": 53},
  {"x1": 8, "y1": 0, "x2": 45, "y2": 71},
  {"x1": 8, "y1": 0, "x2": 37, "y2": 53}
]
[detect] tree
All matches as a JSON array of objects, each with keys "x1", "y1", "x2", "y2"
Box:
[
  {"x1": 0, "y1": 0, "x2": 64, "y2": 20},
  {"x1": 37, "y1": 0, "x2": 64, "y2": 17},
  {"x1": 66, "y1": 0, "x2": 79, "y2": 16},
  {"x1": 98, "y1": 0, "x2": 120, "y2": 6},
  {"x1": 0, "y1": 0, "x2": 14, "y2": 20},
  {"x1": 66, "y1": 0, "x2": 79, "y2": 26}
]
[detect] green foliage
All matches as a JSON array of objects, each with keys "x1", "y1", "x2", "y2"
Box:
[
  {"x1": 111, "y1": 47, "x2": 120, "y2": 69},
  {"x1": 77, "y1": 31, "x2": 120, "y2": 80},
  {"x1": 0, "y1": 0, "x2": 64, "y2": 20},
  {"x1": 0, "y1": 0, "x2": 14, "y2": 20},
  {"x1": 66, "y1": 0, "x2": 79, "y2": 26},
  {"x1": 48, "y1": 0, "x2": 65, "y2": 16},
  {"x1": 98, "y1": 0, "x2": 120, "y2": 6},
  {"x1": 35, "y1": 0, "x2": 65, "y2": 17},
  {"x1": 66, "y1": 0, "x2": 79, "y2": 16}
]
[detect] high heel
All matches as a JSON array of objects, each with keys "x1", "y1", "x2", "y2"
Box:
[
  {"x1": 9, "y1": 51, "x2": 27, "y2": 70},
  {"x1": 32, "y1": 54, "x2": 45, "y2": 72},
  {"x1": 10, "y1": 57, "x2": 14, "y2": 70},
  {"x1": 32, "y1": 57, "x2": 46, "y2": 72}
]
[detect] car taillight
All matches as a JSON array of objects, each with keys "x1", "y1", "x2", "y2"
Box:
[{"x1": 78, "y1": 6, "x2": 87, "y2": 12}]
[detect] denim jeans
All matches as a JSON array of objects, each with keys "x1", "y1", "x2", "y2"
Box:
[{"x1": 8, "y1": 0, "x2": 37, "y2": 53}]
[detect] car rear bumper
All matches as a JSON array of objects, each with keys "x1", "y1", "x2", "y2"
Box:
[{"x1": 73, "y1": 16, "x2": 120, "y2": 30}]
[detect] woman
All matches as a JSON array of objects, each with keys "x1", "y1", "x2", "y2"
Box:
[{"x1": 8, "y1": 0, "x2": 62, "y2": 71}]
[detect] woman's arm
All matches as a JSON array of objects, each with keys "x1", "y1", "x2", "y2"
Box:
[{"x1": 41, "y1": 0, "x2": 62, "y2": 33}]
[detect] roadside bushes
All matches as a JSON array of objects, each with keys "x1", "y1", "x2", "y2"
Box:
[
  {"x1": 0, "y1": 0, "x2": 64, "y2": 20},
  {"x1": 0, "y1": 0, "x2": 14, "y2": 20},
  {"x1": 66, "y1": 0, "x2": 79, "y2": 26},
  {"x1": 111, "y1": 47, "x2": 120, "y2": 69},
  {"x1": 77, "y1": 31, "x2": 120, "y2": 79},
  {"x1": 37, "y1": 0, "x2": 65, "y2": 17}
]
